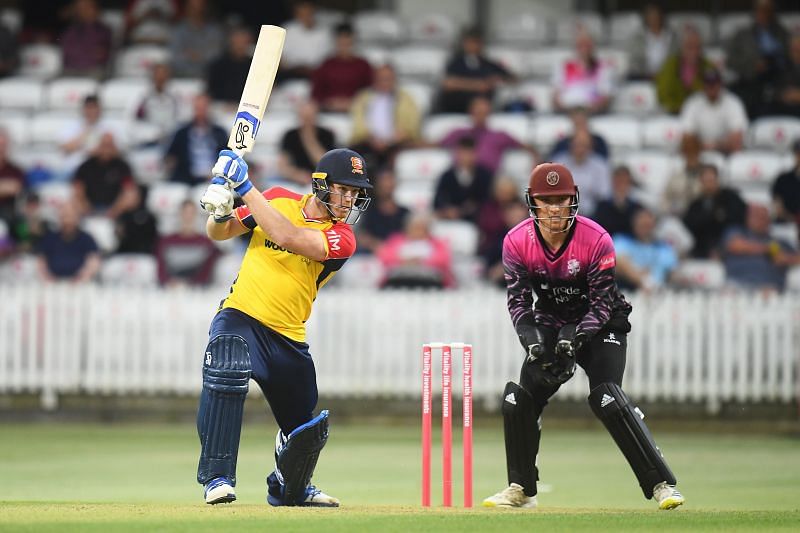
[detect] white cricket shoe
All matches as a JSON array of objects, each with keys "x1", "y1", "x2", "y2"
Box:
[
  {"x1": 482, "y1": 483, "x2": 537, "y2": 508},
  {"x1": 653, "y1": 481, "x2": 684, "y2": 510},
  {"x1": 204, "y1": 477, "x2": 236, "y2": 504},
  {"x1": 301, "y1": 485, "x2": 340, "y2": 507}
]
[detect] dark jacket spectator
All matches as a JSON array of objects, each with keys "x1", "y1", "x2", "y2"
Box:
[
  {"x1": 60, "y1": 0, "x2": 112, "y2": 77},
  {"x1": 73, "y1": 132, "x2": 137, "y2": 219},
  {"x1": 36, "y1": 203, "x2": 101, "y2": 282},
  {"x1": 311, "y1": 23, "x2": 373, "y2": 113},
  {"x1": 477, "y1": 177, "x2": 528, "y2": 286},
  {"x1": 0, "y1": 21, "x2": 19, "y2": 78},
  {"x1": 0, "y1": 128, "x2": 24, "y2": 224},
  {"x1": 156, "y1": 200, "x2": 219, "y2": 286},
  {"x1": 165, "y1": 94, "x2": 228, "y2": 185},
  {"x1": 437, "y1": 27, "x2": 513, "y2": 114},
  {"x1": 592, "y1": 165, "x2": 644, "y2": 237},
  {"x1": 772, "y1": 139, "x2": 800, "y2": 230},
  {"x1": 356, "y1": 167, "x2": 409, "y2": 254},
  {"x1": 549, "y1": 107, "x2": 610, "y2": 160},
  {"x1": 433, "y1": 137, "x2": 494, "y2": 223},
  {"x1": 766, "y1": 33, "x2": 800, "y2": 117},
  {"x1": 278, "y1": 100, "x2": 336, "y2": 187},
  {"x1": 683, "y1": 164, "x2": 747, "y2": 258},
  {"x1": 115, "y1": 185, "x2": 158, "y2": 255},
  {"x1": 207, "y1": 27, "x2": 253, "y2": 104}
]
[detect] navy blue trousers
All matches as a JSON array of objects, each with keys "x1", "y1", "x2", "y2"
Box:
[{"x1": 208, "y1": 307, "x2": 319, "y2": 435}]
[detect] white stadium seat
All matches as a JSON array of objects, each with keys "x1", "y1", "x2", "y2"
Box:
[
  {"x1": 716, "y1": 13, "x2": 750, "y2": 43},
  {"x1": 623, "y1": 151, "x2": 675, "y2": 204},
  {"x1": 0, "y1": 111, "x2": 31, "y2": 146},
  {"x1": 770, "y1": 223, "x2": 799, "y2": 250},
  {"x1": 669, "y1": 13, "x2": 713, "y2": 44},
  {"x1": 487, "y1": 113, "x2": 530, "y2": 144},
  {"x1": 431, "y1": 219, "x2": 478, "y2": 257},
  {"x1": 0, "y1": 8, "x2": 22, "y2": 34},
  {"x1": 114, "y1": 45, "x2": 170, "y2": 78},
  {"x1": 30, "y1": 111, "x2": 77, "y2": 145},
  {"x1": 490, "y1": 12, "x2": 549, "y2": 45},
  {"x1": 786, "y1": 266, "x2": 800, "y2": 292},
  {"x1": 608, "y1": 12, "x2": 641, "y2": 45},
  {"x1": 555, "y1": 14, "x2": 605, "y2": 44},
  {"x1": 35, "y1": 181, "x2": 74, "y2": 223},
  {"x1": 528, "y1": 47, "x2": 572, "y2": 79},
  {"x1": 253, "y1": 112, "x2": 297, "y2": 147},
  {"x1": 407, "y1": 13, "x2": 457, "y2": 46},
  {"x1": 531, "y1": 114, "x2": 572, "y2": 151},
  {"x1": 749, "y1": 117, "x2": 800, "y2": 152},
  {"x1": 17, "y1": 146, "x2": 66, "y2": 177},
  {"x1": 0, "y1": 253, "x2": 40, "y2": 283},
  {"x1": 597, "y1": 48, "x2": 629, "y2": 79},
  {"x1": 391, "y1": 46, "x2": 448, "y2": 81},
  {"x1": 147, "y1": 182, "x2": 190, "y2": 234},
  {"x1": 268, "y1": 79, "x2": 311, "y2": 112},
  {"x1": 20, "y1": 44, "x2": 62, "y2": 79},
  {"x1": 128, "y1": 146, "x2": 166, "y2": 185},
  {"x1": 401, "y1": 81, "x2": 435, "y2": 116},
  {"x1": 672, "y1": 259, "x2": 726, "y2": 290},
  {"x1": 496, "y1": 82, "x2": 553, "y2": 114},
  {"x1": 781, "y1": 14, "x2": 800, "y2": 35},
  {"x1": 100, "y1": 9, "x2": 126, "y2": 45},
  {"x1": 212, "y1": 252, "x2": 245, "y2": 287},
  {"x1": 100, "y1": 254, "x2": 159, "y2": 287},
  {"x1": 394, "y1": 181, "x2": 435, "y2": 211},
  {"x1": 485, "y1": 46, "x2": 532, "y2": 79},
  {"x1": 318, "y1": 113, "x2": 353, "y2": 145},
  {"x1": 358, "y1": 46, "x2": 391, "y2": 68},
  {"x1": 642, "y1": 115, "x2": 683, "y2": 151},
  {"x1": 726, "y1": 151, "x2": 791, "y2": 188},
  {"x1": 100, "y1": 78, "x2": 149, "y2": 113},
  {"x1": 422, "y1": 114, "x2": 471, "y2": 143},
  {"x1": 0, "y1": 77, "x2": 44, "y2": 111},
  {"x1": 394, "y1": 148, "x2": 451, "y2": 183},
  {"x1": 655, "y1": 216, "x2": 694, "y2": 257},
  {"x1": 613, "y1": 81, "x2": 658, "y2": 115},
  {"x1": 354, "y1": 11, "x2": 405, "y2": 45},
  {"x1": 82, "y1": 216, "x2": 118, "y2": 254},
  {"x1": 46, "y1": 78, "x2": 100, "y2": 110},
  {"x1": 739, "y1": 186, "x2": 772, "y2": 208},
  {"x1": 167, "y1": 78, "x2": 205, "y2": 120},
  {"x1": 330, "y1": 254, "x2": 384, "y2": 289},
  {"x1": 247, "y1": 145, "x2": 282, "y2": 183},
  {"x1": 589, "y1": 115, "x2": 641, "y2": 151},
  {"x1": 499, "y1": 149, "x2": 536, "y2": 187},
  {"x1": 451, "y1": 256, "x2": 485, "y2": 288}
]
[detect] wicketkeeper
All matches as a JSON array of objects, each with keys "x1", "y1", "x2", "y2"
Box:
[
  {"x1": 196, "y1": 148, "x2": 372, "y2": 506},
  {"x1": 483, "y1": 163, "x2": 685, "y2": 510}
]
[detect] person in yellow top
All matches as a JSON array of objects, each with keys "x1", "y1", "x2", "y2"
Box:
[{"x1": 196, "y1": 148, "x2": 372, "y2": 507}]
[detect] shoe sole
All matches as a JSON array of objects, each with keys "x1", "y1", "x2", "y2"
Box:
[
  {"x1": 482, "y1": 500, "x2": 536, "y2": 509},
  {"x1": 659, "y1": 498, "x2": 685, "y2": 510},
  {"x1": 206, "y1": 494, "x2": 236, "y2": 505},
  {"x1": 267, "y1": 495, "x2": 340, "y2": 508}
]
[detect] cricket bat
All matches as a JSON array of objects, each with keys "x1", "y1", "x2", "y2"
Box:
[{"x1": 228, "y1": 25, "x2": 286, "y2": 157}]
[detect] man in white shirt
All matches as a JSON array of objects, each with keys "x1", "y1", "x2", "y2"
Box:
[
  {"x1": 59, "y1": 95, "x2": 120, "y2": 178},
  {"x1": 679, "y1": 68, "x2": 748, "y2": 154},
  {"x1": 280, "y1": 0, "x2": 333, "y2": 81}
]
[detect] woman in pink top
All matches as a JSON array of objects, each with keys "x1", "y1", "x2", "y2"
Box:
[{"x1": 482, "y1": 163, "x2": 684, "y2": 511}]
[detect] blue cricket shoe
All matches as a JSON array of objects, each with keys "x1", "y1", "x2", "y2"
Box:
[{"x1": 266, "y1": 471, "x2": 340, "y2": 507}]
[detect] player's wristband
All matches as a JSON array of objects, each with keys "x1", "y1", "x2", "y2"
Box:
[{"x1": 213, "y1": 214, "x2": 233, "y2": 223}]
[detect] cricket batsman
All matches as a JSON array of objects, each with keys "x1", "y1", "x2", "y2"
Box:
[
  {"x1": 195, "y1": 147, "x2": 372, "y2": 506},
  {"x1": 482, "y1": 163, "x2": 685, "y2": 510}
]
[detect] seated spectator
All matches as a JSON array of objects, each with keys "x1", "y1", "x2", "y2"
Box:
[
  {"x1": 125, "y1": 0, "x2": 177, "y2": 46},
  {"x1": 60, "y1": 0, "x2": 112, "y2": 78},
  {"x1": 73, "y1": 132, "x2": 137, "y2": 219},
  {"x1": 614, "y1": 208, "x2": 679, "y2": 292},
  {"x1": 115, "y1": 185, "x2": 158, "y2": 255},
  {"x1": 772, "y1": 138, "x2": 800, "y2": 230},
  {"x1": 0, "y1": 128, "x2": 24, "y2": 227},
  {"x1": 165, "y1": 93, "x2": 228, "y2": 185},
  {"x1": 277, "y1": 100, "x2": 336, "y2": 187},
  {"x1": 661, "y1": 134, "x2": 703, "y2": 216},
  {"x1": 60, "y1": 95, "x2": 118, "y2": 178},
  {"x1": 655, "y1": 25, "x2": 714, "y2": 114},
  {"x1": 0, "y1": 19, "x2": 19, "y2": 78},
  {"x1": 628, "y1": 2, "x2": 677, "y2": 80},
  {"x1": 169, "y1": 0, "x2": 223, "y2": 78},
  {"x1": 552, "y1": 29, "x2": 613, "y2": 114},
  {"x1": 683, "y1": 164, "x2": 747, "y2": 258},
  {"x1": 726, "y1": 0, "x2": 788, "y2": 118},
  {"x1": 377, "y1": 212, "x2": 455, "y2": 289},
  {"x1": 437, "y1": 27, "x2": 514, "y2": 114},
  {"x1": 549, "y1": 107, "x2": 610, "y2": 160},
  {"x1": 279, "y1": 0, "x2": 332, "y2": 82},
  {"x1": 156, "y1": 200, "x2": 220, "y2": 287},
  {"x1": 679, "y1": 68, "x2": 748, "y2": 155},
  {"x1": 9, "y1": 192, "x2": 47, "y2": 253},
  {"x1": 723, "y1": 203, "x2": 800, "y2": 291},
  {"x1": 552, "y1": 129, "x2": 611, "y2": 217},
  {"x1": 356, "y1": 167, "x2": 410, "y2": 255},
  {"x1": 592, "y1": 165, "x2": 644, "y2": 237},
  {"x1": 36, "y1": 203, "x2": 101, "y2": 283},
  {"x1": 135, "y1": 62, "x2": 180, "y2": 146},
  {"x1": 766, "y1": 32, "x2": 800, "y2": 117},
  {"x1": 207, "y1": 26, "x2": 253, "y2": 106},
  {"x1": 350, "y1": 64, "x2": 422, "y2": 171},
  {"x1": 477, "y1": 177, "x2": 528, "y2": 286},
  {"x1": 311, "y1": 23, "x2": 373, "y2": 113},
  {"x1": 440, "y1": 96, "x2": 529, "y2": 175},
  {"x1": 433, "y1": 137, "x2": 494, "y2": 223}
]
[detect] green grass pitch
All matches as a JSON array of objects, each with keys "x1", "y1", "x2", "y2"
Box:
[{"x1": 0, "y1": 420, "x2": 798, "y2": 531}]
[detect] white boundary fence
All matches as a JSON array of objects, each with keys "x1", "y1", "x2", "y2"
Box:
[{"x1": 0, "y1": 285, "x2": 798, "y2": 412}]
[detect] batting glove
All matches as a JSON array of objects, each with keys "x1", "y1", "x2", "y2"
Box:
[
  {"x1": 212, "y1": 149, "x2": 252, "y2": 196},
  {"x1": 201, "y1": 183, "x2": 234, "y2": 221}
]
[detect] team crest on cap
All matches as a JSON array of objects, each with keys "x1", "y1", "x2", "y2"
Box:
[
  {"x1": 546, "y1": 171, "x2": 560, "y2": 186},
  {"x1": 350, "y1": 157, "x2": 364, "y2": 174}
]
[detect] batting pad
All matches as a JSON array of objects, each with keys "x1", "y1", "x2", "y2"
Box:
[{"x1": 275, "y1": 410, "x2": 330, "y2": 505}]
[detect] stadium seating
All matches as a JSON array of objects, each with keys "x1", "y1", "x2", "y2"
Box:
[
  {"x1": 489, "y1": 12, "x2": 549, "y2": 46},
  {"x1": 422, "y1": 114, "x2": 471, "y2": 143},
  {"x1": 597, "y1": 48, "x2": 630, "y2": 79},
  {"x1": 431, "y1": 219, "x2": 479, "y2": 257},
  {"x1": 0, "y1": 253, "x2": 39, "y2": 283},
  {"x1": 716, "y1": 13, "x2": 750, "y2": 43},
  {"x1": 82, "y1": 215, "x2": 118, "y2": 254},
  {"x1": 770, "y1": 223, "x2": 799, "y2": 249},
  {"x1": 672, "y1": 259, "x2": 726, "y2": 289},
  {"x1": 487, "y1": 113, "x2": 530, "y2": 144},
  {"x1": 0, "y1": 77, "x2": 44, "y2": 111},
  {"x1": 407, "y1": 13, "x2": 457, "y2": 46},
  {"x1": 612, "y1": 81, "x2": 659, "y2": 115},
  {"x1": 749, "y1": 117, "x2": 800, "y2": 152},
  {"x1": 607, "y1": 12, "x2": 640, "y2": 45},
  {"x1": 528, "y1": 47, "x2": 573, "y2": 79},
  {"x1": 35, "y1": 181, "x2": 74, "y2": 223},
  {"x1": 46, "y1": 78, "x2": 100, "y2": 110},
  {"x1": 354, "y1": 11, "x2": 406, "y2": 45},
  {"x1": 495, "y1": 81, "x2": 553, "y2": 114},
  {"x1": 247, "y1": 145, "x2": 282, "y2": 183},
  {"x1": 589, "y1": 115, "x2": 641, "y2": 150},
  {"x1": 394, "y1": 181, "x2": 435, "y2": 211},
  {"x1": 669, "y1": 12, "x2": 713, "y2": 44},
  {"x1": 253, "y1": 111, "x2": 297, "y2": 147},
  {"x1": 19, "y1": 44, "x2": 62, "y2": 79},
  {"x1": 358, "y1": 45, "x2": 391, "y2": 68},
  {"x1": 268, "y1": 80, "x2": 311, "y2": 112},
  {"x1": 166, "y1": 78, "x2": 205, "y2": 121},
  {"x1": 212, "y1": 252, "x2": 245, "y2": 287},
  {"x1": 655, "y1": 215, "x2": 695, "y2": 257},
  {"x1": 128, "y1": 146, "x2": 166, "y2": 185},
  {"x1": 100, "y1": 254, "x2": 159, "y2": 287},
  {"x1": 394, "y1": 148, "x2": 451, "y2": 184},
  {"x1": 642, "y1": 115, "x2": 683, "y2": 151},
  {"x1": 531, "y1": 114, "x2": 572, "y2": 151},
  {"x1": 318, "y1": 113, "x2": 354, "y2": 146},
  {"x1": 100, "y1": 78, "x2": 149, "y2": 114},
  {"x1": 391, "y1": 46, "x2": 448, "y2": 81},
  {"x1": 147, "y1": 182, "x2": 190, "y2": 234},
  {"x1": 401, "y1": 80, "x2": 436, "y2": 116},
  {"x1": 0, "y1": 111, "x2": 31, "y2": 147},
  {"x1": 726, "y1": 151, "x2": 791, "y2": 189},
  {"x1": 0, "y1": 7, "x2": 21, "y2": 34},
  {"x1": 787, "y1": 266, "x2": 800, "y2": 291},
  {"x1": 100, "y1": 9, "x2": 126, "y2": 46},
  {"x1": 114, "y1": 45, "x2": 170, "y2": 78},
  {"x1": 554, "y1": 14, "x2": 606, "y2": 44},
  {"x1": 499, "y1": 149, "x2": 536, "y2": 187},
  {"x1": 485, "y1": 46, "x2": 532, "y2": 79},
  {"x1": 624, "y1": 151, "x2": 675, "y2": 205}
]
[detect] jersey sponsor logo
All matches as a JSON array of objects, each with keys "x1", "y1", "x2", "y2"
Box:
[
  {"x1": 599, "y1": 254, "x2": 616, "y2": 270},
  {"x1": 567, "y1": 258, "x2": 581, "y2": 276},
  {"x1": 326, "y1": 229, "x2": 341, "y2": 252},
  {"x1": 265, "y1": 238, "x2": 295, "y2": 254}
]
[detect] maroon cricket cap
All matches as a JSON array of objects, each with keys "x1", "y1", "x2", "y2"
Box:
[{"x1": 528, "y1": 163, "x2": 577, "y2": 197}]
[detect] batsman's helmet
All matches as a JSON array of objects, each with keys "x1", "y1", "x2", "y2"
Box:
[
  {"x1": 312, "y1": 148, "x2": 373, "y2": 224},
  {"x1": 525, "y1": 162, "x2": 580, "y2": 233}
]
